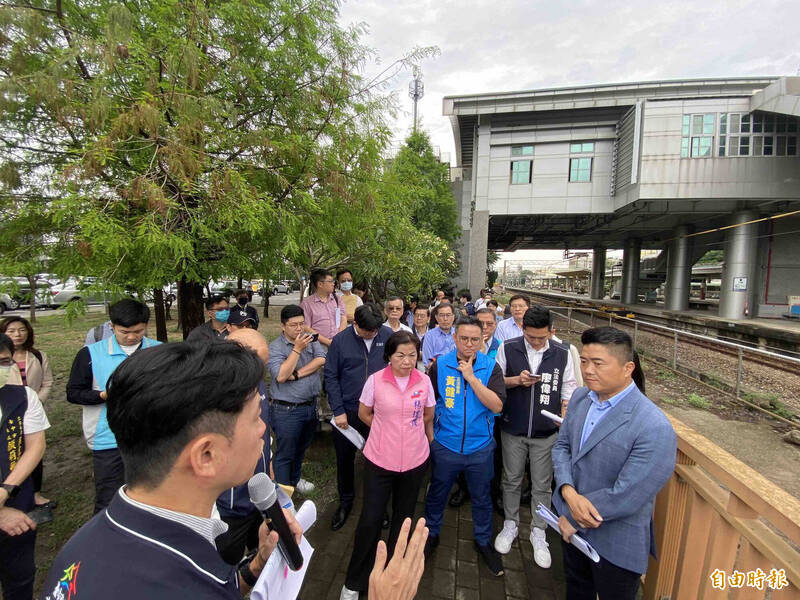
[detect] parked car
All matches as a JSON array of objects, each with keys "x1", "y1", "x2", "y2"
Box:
[
  {"x1": 271, "y1": 280, "x2": 291, "y2": 295},
  {"x1": 0, "y1": 292, "x2": 19, "y2": 314},
  {"x1": 0, "y1": 277, "x2": 51, "y2": 311},
  {"x1": 48, "y1": 277, "x2": 106, "y2": 308}
]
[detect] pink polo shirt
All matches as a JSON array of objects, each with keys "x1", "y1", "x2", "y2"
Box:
[
  {"x1": 300, "y1": 293, "x2": 347, "y2": 341},
  {"x1": 360, "y1": 366, "x2": 436, "y2": 472}
]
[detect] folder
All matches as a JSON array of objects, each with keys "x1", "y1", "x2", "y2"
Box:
[
  {"x1": 329, "y1": 417, "x2": 365, "y2": 450},
  {"x1": 540, "y1": 409, "x2": 563, "y2": 425},
  {"x1": 536, "y1": 504, "x2": 600, "y2": 563}
]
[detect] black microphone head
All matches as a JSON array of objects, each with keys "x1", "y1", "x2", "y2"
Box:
[{"x1": 248, "y1": 472, "x2": 277, "y2": 511}]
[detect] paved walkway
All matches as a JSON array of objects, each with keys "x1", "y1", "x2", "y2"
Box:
[{"x1": 301, "y1": 457, "x2": 565, "y2": 600}]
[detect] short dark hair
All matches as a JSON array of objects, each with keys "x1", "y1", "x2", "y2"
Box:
[
  {"x1": 383, "y1": 331, "x2": 421, "y2": 362},
  {"x1": 280, "y1": 304, "x2": 304, "y2": 324},
  {"x1": 0, "y1": 316, "x2": 35, "y2": 351},
  {"x1": 475, "y1": 307, "x2": 495, "y2": 318},
  {"x1": 414, "y1": 304, "x2": 429, "y2": 314},
  {"x1": 335, "y1": 269, "x2": 353, "y2": 281},
  {"x1": 459, "y1": 291, "x2": 472, "y2": 302},
  {"x1": 309, "y1": 268, "x2": 332, "y2": 292},
  {"x1": 0, "y1": 333, "x2": 14, "y2": 355},
  {"x1": 109, "y1": 299, "x2": 150, "y2": 327},
  {"x1": 454, "y1": 315, "x2": 481, "y2": 332},
  {"x1": 581, "y1": 327, "x2": 633, "y2": 362},
  {"x1": 408, "y1": 294, "x2": 419, "y2": 304},
  {"x1": 486, "y1": 299, "x2": 499, "y2": 308},
  {"x1": 522, "y1": 305, "x2": 553, "y2": 330},
  {"x1": 508, "y1": 294, "x2": 530, "y2": 307},
  {"x1": 354, "y1": 303, "x2": 384, "y2": 331},
  {"x1": 234, "y1": 288, "x2": 249, "y2": 297},
  {"x1": 205, "y1": 294, "x2": 228, "y2": 310},
  {"x1": 431, "y1": 302, "x2": 454, "y2": 321},
  {"x1": 106, "y1": 342, "x2": 265, "y2": 489}
]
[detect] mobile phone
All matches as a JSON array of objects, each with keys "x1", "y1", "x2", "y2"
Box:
[{"x1": 309, "y1": 333, "x2": 319, "y2": 342}]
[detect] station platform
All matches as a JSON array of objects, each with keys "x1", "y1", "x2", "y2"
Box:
[{"x1": 506, "y1": 287, "x2": 800, "y2": 353}]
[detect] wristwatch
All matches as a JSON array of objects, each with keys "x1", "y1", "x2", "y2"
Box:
[
  {"x1": 237, "y1": 551, "x2": 259, "y2": 587},
  {"x1": 1, "y1": 483, "x2": 20, "y2": 498}
]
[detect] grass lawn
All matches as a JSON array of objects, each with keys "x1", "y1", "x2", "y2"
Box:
[{"x1": 28, "y1": 308, "x2": 337, "y2": 594}]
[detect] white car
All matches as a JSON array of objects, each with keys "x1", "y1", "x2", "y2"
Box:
[
  {"x1": 48, "y1": 277, "x2": 106, "y2": 308},
  {"x1": 0, "y1": 292, "x2": 19, "y2": 314}
]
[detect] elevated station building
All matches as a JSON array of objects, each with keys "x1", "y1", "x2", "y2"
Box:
[{"x1": 446, "y1": 77, "x2": 800, "y2": 319}]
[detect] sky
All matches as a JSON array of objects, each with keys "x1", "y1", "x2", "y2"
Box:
[{"x1": 337, "y1": 0, "x2": 800, "y2": 264}]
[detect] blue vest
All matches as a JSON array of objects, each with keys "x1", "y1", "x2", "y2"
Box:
[
  {"x1": 0, "y1": 384, "x2": 35, "y2": 511},
  {"x1": 434, "y1": 351, "x2": 496, "y2": 454},
  {"x1": 87, "y1": 335, "x2": 161, "y2": 450}
]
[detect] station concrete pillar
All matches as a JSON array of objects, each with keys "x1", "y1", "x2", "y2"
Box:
[
  {"x1": 719, "y1": 210, "x2": 758, "y2": 320},
  {"x1": 621, "y1": 238, "x2": 641, "y2": 304},
  {"x1": 590, "y1": 247, "x2": 606, "y2": 299},
  {"x1": 664, "y1": 225, "x2": 693, "y2": 312}
]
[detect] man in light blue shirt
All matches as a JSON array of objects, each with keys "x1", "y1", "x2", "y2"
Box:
[
  {"x1": 579, "y1": 380, "x2": 636, "y2": 449},
  {"x1": 494, "y1": 295, "x2": 529, "y2": 342},
  {"x1": 421, "y1": 303, "x2": 456, "y2": 368}
]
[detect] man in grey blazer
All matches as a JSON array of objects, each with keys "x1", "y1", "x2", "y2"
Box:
[{"x1": 552, "y1": 327, "x2": 677, "y2": 600}]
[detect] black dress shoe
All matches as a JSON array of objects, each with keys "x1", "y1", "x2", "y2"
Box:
[
  {"x1": 476, "y1": 542, "x2": 504, "y2": 576},
  {"x1": 331, "y1": 504, "x2": 351, "y2": 531},
  {"x1": 448, "y1": 487, "x2": 470, "y2": 508},
  {"x1": 382, "y1": 512, "x2": 390, "y2": 529}
]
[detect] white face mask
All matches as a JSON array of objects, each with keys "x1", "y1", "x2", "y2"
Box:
[{"x1": 340, "y1": 281, "x2": 353, "y2": 291}]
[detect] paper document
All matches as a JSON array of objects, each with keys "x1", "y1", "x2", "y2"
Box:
[
  {"x1": 250, "y1": 500, "x2": 317, "y2": 600},
  {"x1": 540, "y1": 410, "x2": 563, "y2": 425},
  {"x1": 536, "y1": 504, "x2": 600, "y2": 563},
  {"x1": 329, "y1": 417, "x2": 366, "y2": 450}
]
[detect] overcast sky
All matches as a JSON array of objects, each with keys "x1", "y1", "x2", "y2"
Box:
[{"x1": 337, "y1": 0, "x2": 800, "y2": 263}]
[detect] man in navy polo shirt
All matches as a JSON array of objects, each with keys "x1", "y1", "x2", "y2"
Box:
[{"x1": 41, "y1": 342, "x2": 301, "y2": 600}]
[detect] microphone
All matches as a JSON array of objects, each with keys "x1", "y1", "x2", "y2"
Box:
[{"x1": 248, "y1": 473, "x2": 304, "y2": 571}]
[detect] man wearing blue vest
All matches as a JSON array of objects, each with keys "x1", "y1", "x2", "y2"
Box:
[
  {"x1": 424, "y1": 316, "x2": 506, "y2": 576},
  {"x1": 493, "y1": 305, "x2": 577, "y2": 569},
  {"x1": 67, "y1": 299, "x2": 160, "y2": 513}
]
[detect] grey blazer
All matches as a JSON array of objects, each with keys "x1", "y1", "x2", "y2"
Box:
[{"x1": 552, "y1": 385, "x2": 677, "y2": 574}]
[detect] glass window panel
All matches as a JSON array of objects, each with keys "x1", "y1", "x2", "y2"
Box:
[
  {"x1": 763, "y1": 136, "x2": 773, "y2": 155},
  {"x1": 776, "y1": 116, "x2": 787, "y2": 132},
  {"x1": 728, "y1": 135, "x2": 739, "y2": 157},
  {"x1": 788, "y1": 136, "x2": 797, "y2": 155},
  {"x1": 764, "y1": 117, "x2": 774, "y2": 133},
  {"x1": 569, "y1": 143, "x2": 581, "y2": 153},
  {"x1": 682, "y1": 115, "x2": 691, "y2": 136},
  {"x1": 510, "y1": 160, "x2": 531, "y2": 184},
  {"x1": 699, "y1": 137, "x2": 712, "y2": 157},
  {"x1": 718, "y1": 136, "x2": 726, "y2": 157},
  {"x1": 569, "y1": 158, "x2": 592, "y2": 181},
  {"x1": 582, "y1": 142, "x2": 594, "y2": 152},
  {"x1": 752, "y1": 114, "x2": 763, "y2": 133},
  {"x1": 730, "y1": 113, "x2": 740, "y2": 133},
  {"x1": 776, "y1": 136, "x2": 786, "y2": 156},
  {"x1": 692, "y1": 115, "x2": 704, "y2": 135},
  {"x1": 788, "y1": 118, "x2": 798, "y2": 133},
  {"x1": 739, "y1": 136, "x2": 749, "y2": 155},
  {"x1": 681, "y1": 137, "x2": 690, "y2": 157},
  {"x1": 511, "y1": 145, "x2": 533, "y2": 156},
  {"x1": 703, "y1": 114, "x2": 715, "y2": 134},
  {"x1": 740, "y1": 114, "x2": 750, "y2": 133},
  {"x1": 720, "y1": 114, "x2": 727, "y2": 135},
  {"x1": 752, "y1": 136, "x2": 763, "y2": 156},
  {"x1": 691, "y1": 137, "x2": 700, "y2": 156}
]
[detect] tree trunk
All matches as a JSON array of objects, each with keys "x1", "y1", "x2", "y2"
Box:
[
  {"x1": 178, "y1": 277, "x2": 205, "y2": 339},
  {"x1": 26, "y1": 274, "x2": 36, "y2": 323},
  {"x1": 237, "y1": 276, "x2": 243, "y2": 290},
  {"x1": 262, "y1": 288, "x2": 272, "y2": 318},
  {"x1": 152, "y1": 288, "x2": 169, "y2": 342}
]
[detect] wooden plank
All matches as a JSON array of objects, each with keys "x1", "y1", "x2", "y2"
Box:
[
  {"x1": 699, "y1": 513, "x2": 740, "y2": 599},
  {"x1": 730, "y1": 540, "x2": 769, "y2": 600},
  {"x1": 673, "y1": 490, "x2": 714, "y2": 600},
  {"x1": 644, "y1": 472, "x2": 690, "y2": 600}
]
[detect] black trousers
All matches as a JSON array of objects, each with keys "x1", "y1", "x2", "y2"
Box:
[
  {"x1": 32, "y1": 460, "x2": 44, "y2": 494},
  {"x1": 562, "y1": 539, "x2": 642, "y2": 600},
  {"x1": 0, "y1": 529, "x2": 36, "y2": 600},
  {"x1": 344, "y1": 458, "x2": 429, "y2": 592},
  {"x1": 331, "y1": 409, "x2": 370, "y2": 507},
  {"x1": 216, "y1": 510, "x2": 263, "y2": 565},
  {"x1": 92, "y1": 448, "x2": 125, "y2": 514}
]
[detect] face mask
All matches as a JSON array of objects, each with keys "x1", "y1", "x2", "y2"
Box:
[
  {"x1": 237, "y1": 297, "x2": 248, "y2": 306},
  {"x1": 214, "y1": 309, "x2": 230, "y2": 323},
  {"x1": 340, "y1": 281, "x2": 353, "y2": 292}
]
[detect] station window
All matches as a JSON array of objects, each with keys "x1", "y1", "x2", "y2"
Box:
[
  {"x1": 511, "y1": 145, "x2": 534, "y2": 157},
  {"x1": 681, "y1": 114, "x2": 714, "y2": 157},
  {"x1": 719, "y1": 112, "x2": 799, "y2": 157},
  {"x1": 510, "y1": 160, "x2": 532, "y2": 184},
  {"x1": 570, "y1": 142, "x2": 594, "y2": 153},
  {"x1": 569, "y1": 157, "x2": 592, "y2": 182}
]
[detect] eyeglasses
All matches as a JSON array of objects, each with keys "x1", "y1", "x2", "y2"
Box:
[
  {"x1": 285, "y1": 321, "x2": 305, "y2": 328},
  {"x1": 387, "y1": 306, "x2": 403, "y2": 312},
  {"x1": 0, "y1": 357, "x2": 14, "y2": 367},
  {"x1": 321, "y1": 279, "x2": 335, "y2": 285},
  {"x1": 457, "y1": 336, "x2": 481, "y2": 345},
  {"x1": 437, "y1": 312, "x2": 454, "y2": 319}
]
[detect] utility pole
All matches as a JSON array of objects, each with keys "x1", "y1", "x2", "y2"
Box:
[{"x1": 408, "y1": 68, "x2": 424, "y2": 132}]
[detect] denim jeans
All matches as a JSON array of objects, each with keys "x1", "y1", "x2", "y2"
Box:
[
  {"x1": 269, "y1": 401, "x2": 317, "y2": 487},
  {"x1": 425, "y1": 439, "x2": 495, "y2": 545}
]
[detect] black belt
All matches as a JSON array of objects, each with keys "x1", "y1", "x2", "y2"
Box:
[{"x1": 270, "y1": 398, "x2": 315, "y2": 408}]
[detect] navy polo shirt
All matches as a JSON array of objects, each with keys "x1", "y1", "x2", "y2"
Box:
[{"x1": 39, "y1": 493, "x2": 240, "y2": 600}]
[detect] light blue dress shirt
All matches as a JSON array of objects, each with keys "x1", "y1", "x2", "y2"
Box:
[
  {"x1": 579, "y1": 381, "x2": 637, "y2": 450},
  {"x1": 494, "y1": 317, "x2": 523, "y2": 342},
  {"x1": 421, "y1": 326, "x2": 455, "y2": 367}
]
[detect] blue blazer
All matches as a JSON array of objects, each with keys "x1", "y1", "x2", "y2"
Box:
[{"x1": 551, "y1": 385, "x2": 677, "y2": 574}]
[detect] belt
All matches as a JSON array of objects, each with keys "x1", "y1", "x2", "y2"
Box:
[{"x1": 270, "y1": 398, "x2": 316, "y2": 408}]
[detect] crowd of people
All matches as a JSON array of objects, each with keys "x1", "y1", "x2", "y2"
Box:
[{"x1": 0, "y1": 269, "x2": 678, "y2": 600}]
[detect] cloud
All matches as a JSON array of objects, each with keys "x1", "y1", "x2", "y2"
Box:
[{"x1": 338, "y1": 0, "x2": 800, "y2": 163}]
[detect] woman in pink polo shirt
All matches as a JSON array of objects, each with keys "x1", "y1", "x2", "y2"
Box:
[{"x1": 339, "y1": 331, "x2": 435, "y2": 600}]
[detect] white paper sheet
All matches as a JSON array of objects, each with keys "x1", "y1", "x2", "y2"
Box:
[
  {"x1": 536, "y1": 503, "x2": 600, "y2": 563},
  {"x1": 540, "y1": 409, "x2": 563, "y2": 425},
  {"x1": 250, "y1": 500, "x2": 317, "y2": 600},
  {"x1": 329, "y1": 417, "x2": 366, "y2": 450}
]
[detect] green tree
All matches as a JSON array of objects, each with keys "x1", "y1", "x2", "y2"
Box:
[{"x1": 0, "y1": 0, "x2": 433, "y2": 336}]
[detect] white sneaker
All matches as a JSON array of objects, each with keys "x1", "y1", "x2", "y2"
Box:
[
  {"x1": 295, "y1": 478, "x2": 315, "y2": 494},
  {"x1": 530, "y1": 527, "x2": 552, "y2": 569},
  {"x1": 494, "y1": 519, "x2": 518, "y2": 554},
  {"x1": 339, "y1": 585, "x2": 359, "y2": 600}
]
